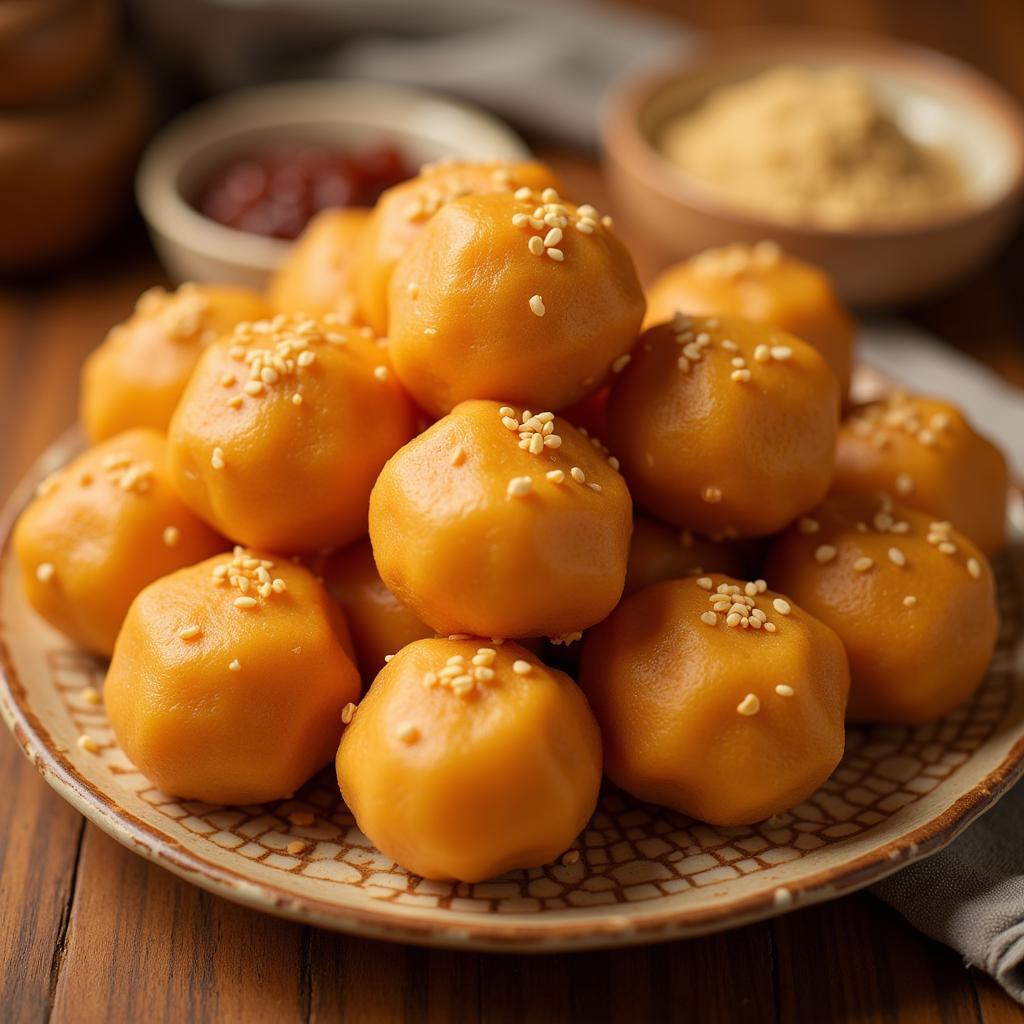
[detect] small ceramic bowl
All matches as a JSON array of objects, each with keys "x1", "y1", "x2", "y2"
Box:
[
  {"x1": 602, "y1": 30, "x2": 1024, "y2": 307},
  {"x1": 137, "y1": 80, "x2": 530, "y2": 290}
]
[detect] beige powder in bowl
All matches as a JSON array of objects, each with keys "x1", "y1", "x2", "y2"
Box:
[{"x1": 659, "y1": 65, "x2": 966, "y2": 229}]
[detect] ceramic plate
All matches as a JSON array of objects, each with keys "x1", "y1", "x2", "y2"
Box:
[{"x1": 2, "y1": 430, "x2": 1023, "y2": 952}]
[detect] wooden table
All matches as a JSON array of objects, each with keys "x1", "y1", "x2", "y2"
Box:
[{"x1": 3, "y1": 3, "x2": 1024, "y2": 1021}]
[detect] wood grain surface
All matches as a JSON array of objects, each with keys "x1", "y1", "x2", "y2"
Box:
[{"x1": 2, "y1": 1, "x2": 1024, "y2": 1021}]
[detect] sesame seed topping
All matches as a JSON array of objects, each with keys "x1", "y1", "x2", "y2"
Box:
[
  {"x1": 77, "y1": 734, "x2": 100, "y2": 754},
  {"x1": 903, "y1": 595, "x2": 918, "y2": 607},
  {"x1": 512, "y1": 660, "x2": 532, "y2": 675},
  {"x1": 700, "y1": 611, "x2": 718, "y2": 626},
  {"x1": 407, "y1": 282, "x2": 419, "y2": 299},
  {"x1": 895, "y1": 472, "x2": 914, "y2": 495},
  {"x1": 570, "y1": 467, "x2": 586, "y2": 484},
  {"x1": 450, "y1": 446, "x2": 467, "y2": 466},
  {"x1": 528, "y1": 235, "x2": 545, "y2": 256},
  {"x1": 798, "y1": 517, "x2": 820, "y2": 535},
  {"x1": 612, "y1": 353, "x2": 632, "y2": 373},
  {"x1": 546, "y1": 469, "x2": 565, "y2": 483},
  {"x1": 396, "y1": 722, "x2": 420, "y2": 744},
  {"x1": 529, "y1": 294, "x2": 545, "y2": 317},
  {"x1": 775, "y1": 684, "x2": 794, "y2": 697},
  {"x1": 888, "y1": 547, "x2": 906, "y2": 567},
  {"x1": 177, "y1": 624, "x2": 201, "y2": 640},
  {"x1": 702, "y1": 486, "x2": 723, "y2": 504},
  {"x1": 233, "y1": 596, "x2": 258, "y2": 609},
  {"x1": 35, "y1": 562, "x2": 56, "y2": 583},
  {"x1": 286, "y1": 840, "x2": 306, "y2": 855},
  {"x1": 853, "y1": 556, "x2": 874, "y2": 573},
  {"x1": 815, "y1": 545, "x2": 837, "y2": 564},
  {"x1": 967, "y1": 558, "x2": 982, "y2": 579},
  {"x1": 696, "y1": 577, "x2": 713, "y2": 590},
  {"x1": 737, "y1": 693, "x2": 761, "y2": 716},
  {"x1": 562, "y1": 850, "x2": 580, "y2": 866},
  {"x1": 341, "y1": 702, "x2": 357, "y2": 723},
  {"x1": 587, "y1": 482, "x2": 602, "y2": 493},
  {"x1": 772, "y1": 598, "x2": 791, "y2": 615},
  {"x1": 546, "y1": 248, "x2": 564, "y2": 262},
  {"x1": 507, "y1": 476, "x2": 533, "y2": 497},
  {"x1": 162, "y1": 526, "x2": 180, "y2": 547},
  {"x1": 211, "y1": 447, "x2": 225, "y2": 470},
  {"x1": 730, "y1": 369, "x2": 751, "y2": 383},
  {"x1": 228, "y1": 659, "x2": 242, "y2": 672}
]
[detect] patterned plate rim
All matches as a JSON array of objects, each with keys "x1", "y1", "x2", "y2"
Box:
[{"x1": 2, "y1": 428, "x2": 1023, "y2": 952}]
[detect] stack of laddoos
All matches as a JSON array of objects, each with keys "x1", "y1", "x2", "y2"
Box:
[{"x1": 14, "y1": 159, "x2": 1007, "y2": 882}]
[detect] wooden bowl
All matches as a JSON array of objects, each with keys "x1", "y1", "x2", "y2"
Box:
[{"x1": 602, "y1": 29, "x2": 1024, "y2": 307}]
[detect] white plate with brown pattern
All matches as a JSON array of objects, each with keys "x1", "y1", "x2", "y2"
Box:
[{"x1": 2, "y1": 429, "x2": 1024, "y2": 952}]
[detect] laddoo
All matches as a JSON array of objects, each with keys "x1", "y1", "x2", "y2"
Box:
[
  {"x1": 81, "y1": 283, "x2": 269, "y2": 442},
  {"x1": 14, "y1": 428, "x2": 225, "y2": 656},
  {"x1": 645, "y1": 242, "x2": 854, "y2": 400},
  {"x1": 833, "y1": 391, "x2": 1008, "y2": 556},
  {"x1": 579, "y1": 574, "x2": 849, "y2": 826},
  {"x1": 387, "y1": 187, "x2": 645, "y2": 416},
  {"x1": 607, "y1": 314, "x2": 838, "y2": 537},
  {"x1": 336, "y1": 638, "x2": 601, "y2": 881},
  {"x1": 369, "y1": 400, "x2": 632, "y2": 640},
  {"x1": 268, "y1": 207, "x2": 369, "y2": 323},
  {"x1": 765, "y1": 494, "x2": 999, "y2": 724},
  {"x1": 105, "y1": 548, "x2": 360, "y2": 804},
  {"x1": 324, "y1": 538, "x2": 433, "y2": 681},
  {"x1": 354, "y1": 158, "x2": 562, "y2": 334},
  {"x1": 168, "y1": 314, "x2": 417, "y2": 552}
]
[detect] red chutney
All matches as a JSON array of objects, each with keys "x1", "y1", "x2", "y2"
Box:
[{"x1": 197, "y1": 143, "x2": 412, "y2": 239}]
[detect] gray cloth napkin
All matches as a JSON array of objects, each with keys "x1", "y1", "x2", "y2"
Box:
[
  {"x1": 862, "y1": 321, "x2": 1024, "y2": 1003},
  {"x1": 129, "y1": 2, "x2": 1024, "y2": 998}
]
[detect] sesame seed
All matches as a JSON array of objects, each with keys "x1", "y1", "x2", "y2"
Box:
[
  {"x1": 450, "y1": 446, "x2": 467, "y2": 466},
  {"x1": 512, "y1": 660, "x2": 532, "y2": 676},
  {"x1": 529, "y1": 295, "x2": 545, "y2": 317},
  {"x1": 373, "y1": 365, "x2": 389, "y2": 382},
  {"x1": 77, "y1": 734, "x2": 100, "y2": 754},
  {"x1": 815, "y1": 545, "x2": 837, "y2": 564},
  {"x1": 546, "y1": 248, "x2": 564, "y2": 262},
  {"x1": 612, "y1": 353, "x2": 631, "y2": 373},
  {"x1": 211, "y1": 447, "x2": 225, "y2": 470},
  {"x1": 162, "y1": 526, "x2": 180, "y2": 547},
  {"x1": 507, "y1": 476, "x2": 533, "y2": 497},
  {"x1": 587, "y1": 482, "x2": 602, "y2": 493},
  {"x1": 770, "y1": 346, "x2": 792, "y2": 361},
  {"x1": 286, "y1": 840, "x2": 307, "y2": 855},
  {"x1": 228, "y1": 658, "x2": 242, "y2": 672},
  {"x1": 528, "y1": 235, "x2": 545, "y2": 256},
  {"x1": 895, "y1": 473, "x2": 914, "y2": 495},
  {"x1": 570, "y1": 467, "x2": 586, "y2": 484},
  {"x1": 82, "y1": 687, "x2": 102, "y2": 705},
  {"x1": 737, "y1": 693, "x2": 761, "y2": 716},
  {"x1": 696, "y1": 577, "x2": 713, "y2": 590},
  {"x1": 798, "y1": 517, "x2": 819, "y2": 535},
  {"x1": 853, "y1": 556, "x2": 874, "y2": 573},
  {"x1": 775, "y1": 684, "x2": 794, "y2": 697},
  {"x1": 730, "y1": 369, "x2": 751, "y2": 383},
  {"x1": 700, "y1": 611, "x2": 718, "y2": 626},
  {"x1": 546, "y1": 469, "x2": 565, "y2": 483},
  {"x1": 233, "y1": 596, "x2": 258, "y2": 609},
  {"x1": 35, "y1": 562, "x2": 56, "y2": 583},
  {"x1": 424, "y1": 327, "x2": 437, "y2": 336},
  {"x1": 544, "y1": 227, "x2": 563, "y2": 247},
  {"x1": 967, "y1": 558, "x2": 982, "y2": 579},
  {"x1": 772, "y1": 598, "x2": 791, "y2": 615},
  {"x1": 177, "y1": 624, "x2": 201, "y2": 640},
  {"x1": 244, "y1": 380, "x2": 264, "y2": 396},
  {"x1": 754, "y1": 344, "x2": 771, "y2": 363},
  {"x1": 341, "y1": 702, "x2": 357, "y2": 723},
  {"x1": 501, "y1": 415, "x2": 519, "y2": 430},
  {"x1": 396, "y1": 722, "x2": 420, "y2": 744},
  {"x1": 561, "y1": 850, "x2": 580, "y2": 866},
  {"x1": 702, "y1": 486, "x2": 723, "y2": 504},
  {"x1": 407, "y1": 282, "x2": 419, "y2": 299},
  {"x1": 903, "y1": 595, "x2": 918, "y2": 608},
  {"x1": 888, "y1": 547, "x2": 906, "y2": 567},
  {"x1": 938, "y1": 541, "x2": 957, "y2": 555}
]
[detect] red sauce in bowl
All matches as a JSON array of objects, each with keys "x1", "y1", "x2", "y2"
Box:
[{"x1": 196, "y1": 143, "x2": 413, "y2": 239}]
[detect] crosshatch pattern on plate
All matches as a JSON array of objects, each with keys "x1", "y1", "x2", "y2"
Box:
[{"x1": 44, "y1": 553, "x2": 1021, "y2": 915}]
